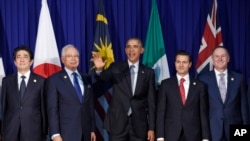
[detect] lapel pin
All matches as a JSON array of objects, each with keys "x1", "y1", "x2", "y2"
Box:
[
  {"x1": 193, "y1": 82, "x2": 196, "y2": 85},
  {"x1": 33, "y1": 79, "x2": 37, "y2": 83},
  {"x1": 64, "y1": 75, "x2": 67, "y2": 79},
  {"x1": 142, "y1": 71, "x2": 144, "y2": 73},
  {"x1": 231, "y1": 77, "x2": 234, "y2": 81}
]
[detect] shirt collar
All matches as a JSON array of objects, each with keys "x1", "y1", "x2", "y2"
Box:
[
  {"x1": 64, "y1": 67, "x2": 80, "y2": 76},
  {"x1": 214, "y1": 69, "x2": 228, "y2": 76},
  {"x1": 128, "y1": 60, "x2": 139, "y2": 68},
  {"x1": 18, "y1": 70, "x2": 31, "y2": 79},
  {"x1": 176, "y1": 73, "x2": 190, "y2": 82}
]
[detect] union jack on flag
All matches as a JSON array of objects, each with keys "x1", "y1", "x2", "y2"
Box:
[{"x1": 196, "y1": 0, "x2": 223, "y2": 74}]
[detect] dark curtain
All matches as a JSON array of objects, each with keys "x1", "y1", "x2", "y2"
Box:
[{"x1": 0, "y1": 0, "x2": 250, "y2": 79}]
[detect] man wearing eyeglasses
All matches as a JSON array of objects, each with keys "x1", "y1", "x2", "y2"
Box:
[{"x1": 46, "y1": 44, "x2": 96, "y2": 141}]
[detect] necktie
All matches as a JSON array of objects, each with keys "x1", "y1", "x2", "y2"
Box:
[
  {"x1": 130, "y1": 65, "x2": 135, "y2": 95},
  {"x1": 218, "y1": 73, "x2": 226, "y2": 103},
  {"x1": 72, "y1": 72, "x2": 83, "y2": 103},
  {"x1": 179, "y1": 78, "x2": 186, "y2": 105},
  {"x1": 20, "y1": 75, "x2": 26, "y2": 97},
  {"x1": 128, "y1": 65, "x2": 135, "y2": 116}
]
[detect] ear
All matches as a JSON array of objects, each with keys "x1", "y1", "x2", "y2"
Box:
[
  {"x1": 61, "y1": 56, "x2": 64, "y2": 63},
  {"x1": 30, "y1": 59, "x2": 34, "y2": 66},
  {"x1": 14, "y1": 60, "x2": 17, "y2": 66},
  {"x1": 188, "y1": 62, "x2": 192, "y2": 68},
  {"x1": 140, "y1": 47, "x2": 144, "y2": 54}
]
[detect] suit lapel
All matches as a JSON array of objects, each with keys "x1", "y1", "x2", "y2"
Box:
[
  {"x1": 12, "y1": 73, "x2": 20, "y2": 102},
  {"x1": 210, "y1": 71, "x2": 224, "y2": 102},
  {"x1": 124, "y1": 63, "x2": 133, "y2": 96},
  {"x1": 172, "y1": 77, "x2": 184, "y2": 106},
  {"x1": 80, "y1": 73, "x2": 90, "y2": 103},
  {"x1": 21, "y1": 73, "x2": 36, "y2": 102},
  {"x1": 61, "y1": 70, "x2": 81, "y2": 103},
  {"x1": 186, "y1": 78, "x2": 197, "y2": 105},
  {"x1": 225, "y1": 71, "x2": 235, "y2": 104},
  {"x1": 134, "y1": 64, "x2": 144, "y2": 95}
]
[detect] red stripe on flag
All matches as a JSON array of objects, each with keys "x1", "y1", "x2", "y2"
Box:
[
  {"x1": 104, "y1": 91, "x2": 112, "y2": 104},
  {"x1": 95, "y1": 126, "x2": 104, "y2": 141},
  {"x1": 94, "y1": 97, "x2": 106, "y2": 121}
]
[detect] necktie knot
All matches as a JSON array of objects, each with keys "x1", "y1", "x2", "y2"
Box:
[
  {"x1": 130, "y1": 65, "x2": 135, "y2": 70},
  {"x1": 219, "y1": 73, "x2": 225, "y2": 78},
  {"x1": 180, "y1": 78, "x2": 185, "y2": 83},
  {"x1": 72, "y1": 72, "x2": 78, "y2": 77},
  {"x1": 21, "y1": 75, "x2": 26, "y2": 79}
]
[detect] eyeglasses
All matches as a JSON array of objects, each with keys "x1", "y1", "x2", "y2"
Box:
[{"x1": 64, "y1": 55, "x2": 79, "y2": 58}]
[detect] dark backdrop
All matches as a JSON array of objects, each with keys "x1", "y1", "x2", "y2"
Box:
[{"x1": 0, "y1": 0, "x2": 250, "y2": 80}]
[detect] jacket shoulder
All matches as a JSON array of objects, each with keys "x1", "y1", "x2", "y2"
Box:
[{"x1": 31, "y1": 72, "x2": 46, "y2": 80}]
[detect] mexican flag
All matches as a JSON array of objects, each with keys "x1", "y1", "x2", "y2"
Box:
[{"x1": 142, "y1": 0, "x2": 170, "y2": 86}]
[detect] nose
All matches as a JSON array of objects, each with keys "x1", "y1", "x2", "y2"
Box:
[{"x1": 218, "y1": 56, "x2": 223, "y2": 61}]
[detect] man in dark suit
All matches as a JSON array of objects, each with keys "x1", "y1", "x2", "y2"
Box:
[
  {"x1": 46, "y1": 45, "x2": 96, "y2": 141},
  {"x1": 92, "y1": 37, "x2": 156, "y2": 141},
  {"x1": 198, "y1": 46, "x2": 249, "y2": 141},
  {"x1": 156, "y1": 50, "x2": 210, "y2": 141},
  {"x1": 1, "y1": 45, "x2": 47, "y2": 141}
]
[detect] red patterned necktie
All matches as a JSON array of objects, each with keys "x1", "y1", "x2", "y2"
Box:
[{"x1": 179, "y1": 78, "x2": 186, "y2": 105}]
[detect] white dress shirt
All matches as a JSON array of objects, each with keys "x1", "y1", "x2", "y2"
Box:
[{"x1": 18, "y1": 71, "x2": 30, "y2": 90}]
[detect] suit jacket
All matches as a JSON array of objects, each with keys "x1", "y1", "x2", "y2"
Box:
[
  {"x1": 46, "y1": 69, "x2": 95, "y2": 141},
  {"x1": 1, "y1": 72, "x2": 46, "y2": 141},
  {"x1": 156, "y1": 76, "x2": 210, "y2": 141},
  {"x1": 198, "y1": 70, "x2": 249, "y2": 141},
  {"x1": 97, "y1": 61, "x2": 156, "y2": 138}
]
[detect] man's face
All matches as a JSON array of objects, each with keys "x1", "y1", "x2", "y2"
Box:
[
  {"x1": 175, "y1": 55, "x2": 191, "y2": 77},
  {"x1": 212, "y1": 48, "x2": 229, "y2": 72},
  {"x1": 125, "y1": 39, "x2": 144, "y2": 64},
  {"x1": 61, "y1": 47, "x2": 79, "y2": 71},
  {"x1": 14, "y1": 50, "x2": 33, "y2": 72}
]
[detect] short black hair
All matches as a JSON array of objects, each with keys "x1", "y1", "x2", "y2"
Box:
[
  {"x1": 175, "y1": 50, "x2": 192, "y2": 62},
  {"x1": 13, "y1": 45, "x2": 34, "y2": 60},
  {"x1": 126, "y1": 37, "x2": 143, "y2": 47}
]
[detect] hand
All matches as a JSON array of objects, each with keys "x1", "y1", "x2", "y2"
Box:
[
  {"x1": 92, "y1": 52, "x2": 106, "y2": 71},
  {"x1": 91, "y1": 132, "x2": 96, "y2": 141},
  {"x1": 147, "y1": 130, "x2": 155, "y2": 141},
  {"x1": 53, "y1": 135, "x2": 62, "y2": 141}
]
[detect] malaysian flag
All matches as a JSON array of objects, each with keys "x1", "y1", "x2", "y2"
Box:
[
  {"x1": 196, "y1": 0, "x2": 223, "y2": 74},
  {"x1": 91, "y1": 0, "x2": 114, "y2": 140}
]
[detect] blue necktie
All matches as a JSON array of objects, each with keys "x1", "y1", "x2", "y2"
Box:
[
  {"x1": 72, "y1": 72, "x2": 83, "y2": 103},
  {"x1": 20, "y1": 75, "x2": 26, "y2": 97}
]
